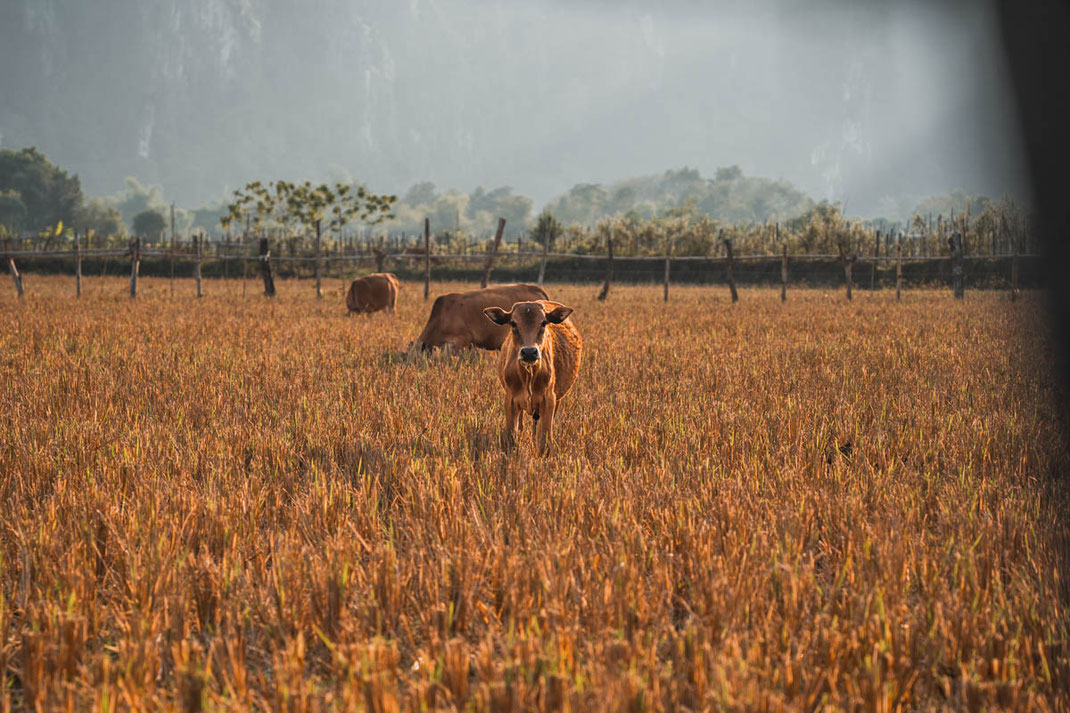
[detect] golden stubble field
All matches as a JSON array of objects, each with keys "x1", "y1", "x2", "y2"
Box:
[{"x1": 0, "y1": 276, "x2": 1067, "y2": 712}]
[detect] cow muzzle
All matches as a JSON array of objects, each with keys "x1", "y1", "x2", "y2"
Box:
[{"x1": 519, "y1": 347, "x2": 540, "y2": 364}]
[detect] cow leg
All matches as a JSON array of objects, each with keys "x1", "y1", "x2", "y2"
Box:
[
  {"x1": 535, "y1": 394, "x2": 557, "y2": 456},
  {"x1": 501, "y1": 394, "x2": 520, "y2": 450}
]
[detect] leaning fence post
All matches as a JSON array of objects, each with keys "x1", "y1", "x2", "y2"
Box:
[
  {"x1": 194, "y1": 233, "x2": 204, "y2": 298},
  {"x1": 780, "y1": 242, "x2": 788, "y2": 302},
  {"x1": 75, "y1": 229, "x2": 83, "y2": 298},
  {"x1": 896, "y1": 243, "x2": 903, "y2": 301},
  {"x1": 4, "y1": 239, "x2": 24, "y2": 299},
  {"x1": 481, "y1": 217, "x2": 506, "y2": 288},
  {"x1": 259, "y1": 237, "x2": 276, "y2": 297},
  {"x1": 597, "y1": 235, "x2": 614, "y2": 301},
  {"x1": 724, "y1": 236, "x2": 738, "y2": 303},
  {"x1": 949, "y1": 230, "x2": 964, "y2": 299},
  {"x1": 424, "y1": 218, "x2": 431, "y2": 300},
  {"x1": 129, "y1": 238, "x2": 140, "y2": 298}
]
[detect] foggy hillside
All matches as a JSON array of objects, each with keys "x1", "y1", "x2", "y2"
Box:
[{"x1": 0, "y1": 0, "x2": 1029, "y2": 218}]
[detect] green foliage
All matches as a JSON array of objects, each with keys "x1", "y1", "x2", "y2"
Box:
[
  {"x1": 75, "y1": 198, "x2": 125, "y2": 238},
  {"x1": 222, "y1": 179, "x2": 396, "y2": 240},
  {"x1": 529, "y1": 209, "x2": 562, "y2": 251},
  {"x1": 0, "y1": 189, "x2": 28, "y2": 231},
  {"x1": 0, "y1": 147, "x2": 83, "y2": 232},
  {"x1": 132, "y1": 209, "x2": 166, "y2": 240},
  {"x1": 388, "y1": 183, "x2": 532, "y2": 236},
  {"x1": 544, "y1": 166, "x2": 813, "y2": 227}
]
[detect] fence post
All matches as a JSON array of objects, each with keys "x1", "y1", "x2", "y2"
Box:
[
  {"x1": 170, "y1": 202, "x2": 176, "y2": 298},
  {"x1": 871, "y1": 229, "x2": 879, "y2": 290},
  {"x1": 315, "y1": 218, "x2": 323, "y2": 299},
  {"x1": 839, "y1": 245, "x2": 855, "y2": 300},
  {"x1": 423, "y1": 218, "x2": 431, "y2": 300},
  {"x1": 663, "y1": 252, "x2": 671, "y2": 302},
  {"x1": 780, "y1": 242, "x2": 788, "y2": 302},
  {"x1": 597, "y1": 235, "x2": 614, "y2": 301},
  {"x1": 724, "y1": 236, "x2": 738, "y2": 303},
  {"x1": 259, "y1": 237, "x2": 276, "y2": 296},
  {"x1": 1011, "y1": 241, "x2": 1020, "y2": 302},
  {"x1": 194, "y1": 234, "x2": 203, "y2": 298},
  {"x1": 75, "y1": 229, "x2": 82, "y2": 298},
  {"x1": 481, "y1": 217, "x2": 506, "y2": 288},
  {"x1": 129, "y1": 238, "x2": 140, "y2": 299},
  {"x1": 896, "y1": 243, "x2": 903, "y2": 301},
  {"x1": 4, "y1": 239, "x2": 24, "y2": 299},
  {"x1": 537, "y1": 225, "x2": 549, "y2": 287},
  {"x1": 375, "y1": 240, "x2": 386, "y2": 273},
  {"x1": 949, "y1": 230, "x2": 964, "y2": 299}
]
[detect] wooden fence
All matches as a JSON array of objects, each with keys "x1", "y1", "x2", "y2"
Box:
[{"x1": 1, "y1": 231, "x2": 1039, "y2": 302}]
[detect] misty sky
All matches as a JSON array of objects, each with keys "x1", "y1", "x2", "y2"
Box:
[{"x1": 0, "y1": 0, "x2": 1030, "y2": 218}]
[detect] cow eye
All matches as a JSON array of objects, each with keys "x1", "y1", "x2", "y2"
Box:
[{"x1": 509, "y1": 321, "x2": 517, "y2": 328}]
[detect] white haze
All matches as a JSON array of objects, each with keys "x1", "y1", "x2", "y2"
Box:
[{"x1": 0, "y1": 0, "x2": 1029, "y2": 219}]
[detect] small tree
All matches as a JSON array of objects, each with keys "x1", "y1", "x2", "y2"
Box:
[
  {"x1": 132, "y1": 209, "x2": 166, "y2": 241},
  {"x1": 529, "y1": 209, "x2": 561, "y2": 251}
]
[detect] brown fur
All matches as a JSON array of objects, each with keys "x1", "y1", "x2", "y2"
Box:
[
  {"x1": 413, "y1": 283, "x2": 549, "y2": 351},
  {"x1": 346, "y1": 273, "x2": 399, "y2": 315},
  {"x1": 484, "y1": 300, "x2": 582, "y2": 456}
]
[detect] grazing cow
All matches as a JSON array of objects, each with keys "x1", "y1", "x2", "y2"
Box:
[
  {"x1": 484, "y1": 300, "x2": 582, "y2": 455},
  {"x1": 346, "y1": 273, "x2": 399, "y2": 315},
  {"x1": 412, "y1": 283, "x2": 549, "y2": 351}
]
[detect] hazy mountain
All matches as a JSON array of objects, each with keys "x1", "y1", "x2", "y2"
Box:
[{"x1": 0, "y1": 0, "x2": 1029, "y2": 219}]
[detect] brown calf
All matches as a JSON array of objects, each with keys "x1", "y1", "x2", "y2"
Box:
[
  {"x1": 484, "y1": 300, "x2": 582, "y2": 455},
  {"x1": 346, "y1": 273, "x2": 399, "y2": 315}
]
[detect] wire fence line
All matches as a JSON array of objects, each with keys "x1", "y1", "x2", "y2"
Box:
[
  {"x1": 2, "y1": 234, "x2": 1042, "y2": 302},
  {"x1": 1, "y1": 246, "x2": 1042, "y2": 263}
]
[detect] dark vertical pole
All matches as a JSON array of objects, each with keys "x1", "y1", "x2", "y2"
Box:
[
  {"x1": 129, "y1": 238, "x2": 140, "y2": 299},
  {"x1": 75, "y1": 229, "x2": 83, "y2": 298},
  {"x1": 481, "y1": 217, "x2": 506, "y2": 288},
  {"x1": 949, "y1": 230, "x2": 964, "y2": 299},
  {"x1": 424, "y1": 217, "x2": 431, "y2": 300},
  {"x1": 896, "y1": 243, "x2": 903, "y2": 301},
  {"x1": 780, "y1": 242, "x2": 788, "y2": 302},
  {"x1": 871, "y1": 229, "x2": 879, "y2": 290},
  {"x1": 315, "y1": 218, "x2": 323, "y2": 299},
  {"x1": 169, "y1": 202, "x2": 176, "y2": 297},
  {"x1": 259, "y1": 237, "x2": 276, "y2": 296},
  {"x1": 724, "y1": 236, "x2": 738, "y2": 303},
  {"x1": 840, "y1": 245, "x2": 854, "y2": 301},
  {"x1": 663, "y1": 252, "x2": 671, "y2": 302},
  {"x1": 537, "y1": 224, "x2": 549, "y2": 286},
  {"x1": 597, "y1": 235, "x2": 614, "y2": 301},
  {"x1": 194, "y1": 233, "x2": 203, "y2": 298}
]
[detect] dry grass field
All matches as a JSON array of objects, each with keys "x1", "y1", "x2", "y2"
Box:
[{"x1": 1, "y1": 275, "x2": 1068, "y2": 711}]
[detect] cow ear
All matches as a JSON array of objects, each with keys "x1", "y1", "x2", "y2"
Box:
[
  {"x1": 545, "y1": 304, "x2": 573, "y2": 324},
  {"x1": 484, "y1": 306, "x2": 511, "y2": 325}
]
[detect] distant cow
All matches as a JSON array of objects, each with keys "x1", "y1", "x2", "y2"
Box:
[
  {"x1": 412, "y1": 283, "x2": 549, "y2": 351},
  {"x1": 483, "y1": 300, "x2": 582, "y2": 455},
  {"x1": 346, "y1": 273, "x2": 399, "y2": 315}
]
